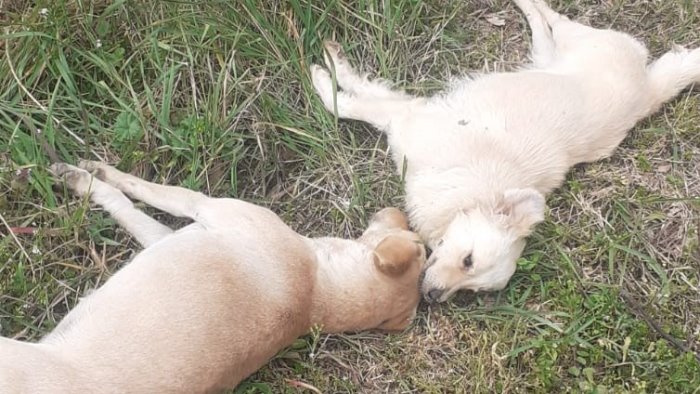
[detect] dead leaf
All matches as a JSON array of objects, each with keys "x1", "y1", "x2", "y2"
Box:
[{"x1": 657, "y1": 164, "x2": 672, "y2": 173}]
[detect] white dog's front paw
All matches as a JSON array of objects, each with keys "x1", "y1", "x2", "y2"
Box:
[
  {"x1": 310, "y1": 64, "x2": 336, "y2": 108},
  {"x1": 321, "y1": 40, "x2": 368, "y2": 95},
  {"x1": 50, "y1": 162, "x2": 95, "y2": 197},
  {"x1": 322, "y1": 40, "x2": 346, "y2": 70},
  {"x1": 310, "y1": 64, "x2": 331, "y2": 90}
]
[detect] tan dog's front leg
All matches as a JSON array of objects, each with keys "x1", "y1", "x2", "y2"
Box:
[
  {"x1": 78, "y1": 160, "x2": 209, "y2": 221},
  {"x1": 50, "y1": 163, "x2": 174, "y2": 247}
]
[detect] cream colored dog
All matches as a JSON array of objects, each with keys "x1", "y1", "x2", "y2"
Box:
[
  {"x1": 0, "y1": 161, "x2": 425, "y2": 393},
  {"x1": 311, "y1": 0, "x2": 700, "y2": 302}
]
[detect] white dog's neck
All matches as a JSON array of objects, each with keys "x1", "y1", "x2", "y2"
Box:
[
  {"x1": 406, "y1": 164, "x2": 519, "y2": 245},
  {"x1": 304, "y1": 237, "x2": 386, "y2": 333}
]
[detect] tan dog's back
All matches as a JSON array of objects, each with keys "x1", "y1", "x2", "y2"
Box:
[
  {"x1": 0, "y1": 337, "x2": 97, "y2": 393},
  {"x1": 56, "y1": 230, "x2": 312, "y2": 392}
]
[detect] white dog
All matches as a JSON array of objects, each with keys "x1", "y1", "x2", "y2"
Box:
[
  {"x1": 311, "y1": 0, "x2": 700, "y2": 302},
  {"x1": 0, "y1": 161, "x2": 425, "y2": 393}
]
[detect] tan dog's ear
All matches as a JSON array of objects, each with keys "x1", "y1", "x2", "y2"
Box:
[
  {"x1": 373, "y1": 235, "x2": 421, "y2": 276},
  {"x1": 497, "y1": 188, "x2": 546, "y2": 236},
  {"x1": 372, "y1": 207, "x2": 410, "y2": 230}
]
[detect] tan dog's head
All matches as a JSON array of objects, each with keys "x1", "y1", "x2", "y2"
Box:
[
  {"x1": 359, "y1": 207, "x2": 426, "y2": 331},
  {"x1": 421, "y1": 189, "x2": 545, "y2": 303}
]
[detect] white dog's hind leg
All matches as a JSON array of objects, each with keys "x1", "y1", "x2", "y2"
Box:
[
  {"x1": 51, "y1": 163, "x2": 173, "y2": 247},
  {"x1": 530, "y1": 0, "x2": 569, "y2": 25},
  {"x1": 525, "y1": 0, "x2": 597, "y2": 59},
  {"x1": 647, "y1": 46, "x2": 700, "y2": 110},
  {"x1": 513, "y1": 0, "x2": 556, "y2": 67}
]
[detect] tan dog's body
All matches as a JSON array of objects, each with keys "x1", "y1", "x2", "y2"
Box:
[
  {"x1": 0, "y1": 162, "x2": 425, "y2": 393},
  {"x1": 311, "y1": 0, "x2": 700, "y2": 301}
]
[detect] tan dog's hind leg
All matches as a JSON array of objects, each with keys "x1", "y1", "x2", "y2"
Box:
[{"x1": 50, "y1": 163, "x2": 173, "y2": 247}]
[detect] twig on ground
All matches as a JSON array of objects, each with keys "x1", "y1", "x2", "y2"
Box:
[
  {"x1": 0, "y1": 211, "x2": 34, "y2": 265},
  {"x1": 620, "y1": 290, "x2": 700, "y2": 363}
]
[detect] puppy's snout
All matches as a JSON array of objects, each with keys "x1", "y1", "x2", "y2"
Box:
[{"x1": 424, "y1": 288, "x2": 444, "y2": 303}]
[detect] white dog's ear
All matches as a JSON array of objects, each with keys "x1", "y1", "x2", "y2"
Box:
[{"x1": 497, "y1": 188, "x2": 546, "y2": 236}]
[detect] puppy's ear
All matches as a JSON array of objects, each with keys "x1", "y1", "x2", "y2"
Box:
[
  {"x1": 372, "y1": 207, "x2": 409, "y2": 230},
  {"x1": 373, "y1": 235, "x2": 422, "y2": 276},
  {"x1": 497, "y1": 188, "x2": 546, "y2": 236}
]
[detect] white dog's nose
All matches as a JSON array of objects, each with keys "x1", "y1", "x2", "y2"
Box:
[{"x1": 424, "y1": 288, "x2": 444, "y2": 303}]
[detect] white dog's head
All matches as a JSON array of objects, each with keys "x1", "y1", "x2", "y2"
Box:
[{"x1": 421, "y1": 188, "x2": 545, "y2": 303}]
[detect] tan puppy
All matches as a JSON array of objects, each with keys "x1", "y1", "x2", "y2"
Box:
[
  {"x1": 311, "y1": 0, "x2": 700, "y2": 302},
  {"x1": 0, "y1": 161, "x2": 425, "y2": 394}
]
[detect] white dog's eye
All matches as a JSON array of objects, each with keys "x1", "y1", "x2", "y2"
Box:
[
  {"x1": 437, "y1": 239, "x2": 444, "y2": 246},
  {"x1": 462, "y1": 255, "x2": 473, "y2": 268}
]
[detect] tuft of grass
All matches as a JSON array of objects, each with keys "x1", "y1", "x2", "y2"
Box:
[{"x1": 1, "y1": 0, "x2": 699, "y2": 392}]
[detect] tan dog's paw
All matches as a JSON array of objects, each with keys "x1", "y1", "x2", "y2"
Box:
[
  {"x1": 77, "y1": 159, "x2": 110, "y2": 182},
  {"x1": 50, "y1": 162, "x2": 94, "y2": 196},
  {"x1": 77, "y1": 159, "x2": 101, "y2": 173}
]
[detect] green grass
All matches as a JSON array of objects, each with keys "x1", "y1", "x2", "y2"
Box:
[{"x1": 1, "y1": 0, "x2": 699, "y2": 392}]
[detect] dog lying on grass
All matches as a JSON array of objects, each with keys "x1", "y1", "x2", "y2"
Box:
[
  {"x1": 0, "y1": 161, "x2": 425, "y2": 393},
  {"x1": 311, "y1": 0, "x2": 700, "y2": 302}
]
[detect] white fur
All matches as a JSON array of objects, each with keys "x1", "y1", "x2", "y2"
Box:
[{"x1": 311, "y1": 0, "x2": 700, "y2": 301}]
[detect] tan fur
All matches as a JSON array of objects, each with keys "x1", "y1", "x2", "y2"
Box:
[
  {"x1": 0, "y1": 161, "x2": 425, "y2": 393},
  {"x1": 374, "y1": 236, "x2": 422, "y2": 277}
]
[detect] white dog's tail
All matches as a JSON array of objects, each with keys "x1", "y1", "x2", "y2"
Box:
[{"x1": 646, "y1": 46, "x2": 700, "y2": 110}]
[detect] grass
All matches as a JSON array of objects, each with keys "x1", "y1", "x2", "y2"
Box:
[{"x1": 1, "y1": 0, "x2": 699, "y2": 392}]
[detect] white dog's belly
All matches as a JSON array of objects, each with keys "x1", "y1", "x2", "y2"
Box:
[{"x1": 391, "y1": 69, "x2": 650, "y2": 182}]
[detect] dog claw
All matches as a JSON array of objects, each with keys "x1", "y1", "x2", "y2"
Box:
[
  {"x1": 49, "y1": 162, "x2": 94, "y2": 196},
  {"x1": 49, "y1": 162, "x2": 72, "y2": 177},
  {"x1": 77, "y1": 160, "x2": 110, "y2": 181},
  {"x1": 77, "y1": 159, "x2": 98, "y2": 172},
  {"x1": 322, "y1": 40, "x2": 346, "y2": 71},
  {"x1": 323, "y1": 40, "x2": 344, "y2": 58}
]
